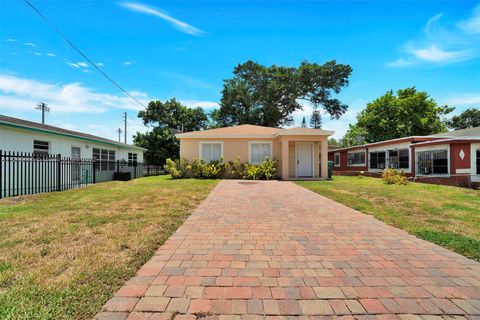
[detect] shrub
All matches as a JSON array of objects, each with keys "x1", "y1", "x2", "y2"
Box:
[
  {"x1": 113, "y1": 172, "x2": 132, "y2": 181},
  {"x1": 382, "y1": 168, "x2": 408, "y2": 185},
  {"x1": 165, "y1": 157, "x2": 278, "y2": 180},
  {"x1": 242, "y1": 158, "x2": 278, "y2": 180}
]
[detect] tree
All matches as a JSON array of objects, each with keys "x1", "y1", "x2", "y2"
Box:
[
  {"x1": 133, "y1": 99, "x2": 209, "y2": 165},
  {"x1": 301, "y1": 116, "x2": 307, "y2": 128},
  {"x1": 446, "y1": 108, "x2": 480, "y2": 130},
  {"x1": 310, "y1": 108, "x2": 322, "y2": 128},
  {"x1": 212, "y1": 60, "x2": 352, "y2": 127},
  {"x1": 343, "y1": 88, "x2": 453, "y2": 144}
]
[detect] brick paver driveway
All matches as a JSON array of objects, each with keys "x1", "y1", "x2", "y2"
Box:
[{"x1": 98, "y1": 180, "x2": 480, "y2": 320}]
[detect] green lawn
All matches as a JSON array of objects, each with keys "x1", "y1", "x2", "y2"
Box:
[
  {"x1": 296, "y1": 176, "x2": 480, "y2": 261},
  {"x1": 0, "y1": 176, "x2": 218, "y2": 320}
]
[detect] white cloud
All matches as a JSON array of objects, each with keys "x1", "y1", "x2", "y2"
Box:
[
  {"x1": 123, "y1": 61, "x2": 135, "y2": 66},
  {"x1": 33, "y1": 52, "x2": 42, "y2": 56},
  {"x1": 77, "y1": 62, "x2": 88, "y2": 68},
  {"x1": 459, "y1": 4, "x2": 480, "y2": 34},
  {"x1": 5, "y1": 38, "x2": 17, "y2": 42},
  {"x1": 181, "y1": 100, "x2": 219, "y2": 110},
  {"x1": 0, "y1": 74, "x2": 149, "y2": 113},
  {"x1": 96, "y1": 62, "x2": 104, "y2": 67},
  {"x1": 412, "y1": 45, "x2": 473, "y2": 63},
  {"x1": 120, "y1": 2, "x2": 205, "y2": 36},
  {"x1": 387, "y1": 5, "x2": 480, "y2": 67},
  {"x1": 66, "y1": 62, "x2": 81, "y2": 69},
  {"x1": 24, "y1": 42, "x2": 36, "y2": 47},
  {"x1": 444, "y1": 93, "x2": 480, "y2": 106},
  {"x1": 46, "y1": 52, "x2": 56, "y2": 57},
  {"x1": 65, "y1": 61, "x2": 89, "y2": 70}
]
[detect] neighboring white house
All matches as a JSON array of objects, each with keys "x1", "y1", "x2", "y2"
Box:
[{"x1": 1, "y1": 114, "x2": 146, "y2": 197}]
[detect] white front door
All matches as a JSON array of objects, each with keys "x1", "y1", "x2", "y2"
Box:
[{"x1": 296, "y1": 143, "x2": 313, "y2": 177}]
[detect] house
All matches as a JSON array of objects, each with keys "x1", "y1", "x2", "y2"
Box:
[
  {"x1": 176, "y1": 124, "x2": 334, "y2": 180},
  {"x1": 0, "y1": 114, "x2": 146, "y2": 197},
  {"x1": 328, "y1": 126, "x2": 480, "y2": 188}
]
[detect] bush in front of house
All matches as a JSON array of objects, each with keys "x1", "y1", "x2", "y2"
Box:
[
  {"x1": 164, "y1": 157, "x2": 278, "y2": 180},
  {"x1": 382, "y1": 168, "x2": 408, "y2": 185}
]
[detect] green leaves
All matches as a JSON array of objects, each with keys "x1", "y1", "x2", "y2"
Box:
[
  {"x1": 214, "y1": 60, "x2": 352, "y2": 128},
  {"x1": 344, "y1": 87, "x2": 453, "y2": 144},
  {"x1": 446, "y1": 108, "x2": 480, "y2": 130}
]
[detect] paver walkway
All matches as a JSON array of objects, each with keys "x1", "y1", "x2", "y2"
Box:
[{"x1": 97, "y1": 180, "x2": 480, "y2": 320}]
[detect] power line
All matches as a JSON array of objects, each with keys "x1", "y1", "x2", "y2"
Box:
[{"x1": 24, "y1": 0, "x2": 147, "y2": 109}]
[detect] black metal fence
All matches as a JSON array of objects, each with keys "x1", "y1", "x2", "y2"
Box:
[{"x1": 0, "y1": 150, "x2": 163, "y2": 199}]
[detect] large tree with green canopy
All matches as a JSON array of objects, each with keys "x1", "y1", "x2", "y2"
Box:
[
  {"x1": 342, "y1": 87, "x2": 453, "y2": 145},
  {"x1": 446, "y1": 108, "x2": 480, "y2": 130},
  {"x1": 211, "y1": 60, "x2": 352, "y2": 127},
  {"x1": 133, "y1": 99, "x2": 208, "y2": 165}
]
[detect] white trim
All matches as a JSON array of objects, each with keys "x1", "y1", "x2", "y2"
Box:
[
  {"x1": 295, "y1": 142, "x2": 314, "y2": 178},
  {"x1": 179, "y1": 133, "x2": 276, "y2": 139},
  {"x1": 456, "y1": 168, "x2": 471, "y2": 174},
  {"x1": 414, "y1": 144, "x2": 450, "y2": 178},
  {"x1": 248, "y1": 141, "x2": 273, "y2": 164},
  {"x1": 334, "y1": 152, "x2": 341, "y2": 167},
  {"x1": 471, "y1": 143, "x2": 480, "y2": 182},
  {"x1": 346, "y1": 150, "x2": 366, "y2": 167},
  {"x1": 199, "y1": 141, "x2": 223, "y2": 162}
]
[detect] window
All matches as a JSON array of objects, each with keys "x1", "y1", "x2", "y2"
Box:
[
  {"x1": 347, "y1": 151, "x2": 365, "y2": 166},
  {"x1": 93, "y1": 148, "x2": 116, "y2": 171},
  {"x1": 417, "y1": 149, "x2": 449, "y2": 175},
  {"x1": 128, "y1": 153, "x2": 138, "y2": 167},
  {"x1": 33, "y1": 140, "x2": 49, "y2": 157},
  {"x1": 200, "y1": 142, "x2": 222, "y2": 163},
  {"x1": 476, "y1": 149, "x2": 480, "y2": 175},
  {"x1": 334, "y1": 153, "x2": 340, "y2": 167},
  {"x1": 388, "y1": 149, "x2": 409, "y2": 169},
  {"x1": 249, "y1": 142, "x2": 272, "y2": 164},
  {"x1": 369, "y1": 151, "x2": 386, "y2": 169}
]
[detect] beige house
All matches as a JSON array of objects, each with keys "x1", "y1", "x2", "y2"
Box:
[{"x1": 176, "y1": 124, "x2": 334, "y2": 180}]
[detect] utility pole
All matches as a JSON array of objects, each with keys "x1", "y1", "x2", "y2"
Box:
[
  {"x1": 117, "y1": 128, "x2": 122, "y2": 142},
  {"x1": 123, "y1": 112, "x2": 127, "y2": 144},
  {"x1": 35, "y1": 102, "x2": 50, "y2": 124}
]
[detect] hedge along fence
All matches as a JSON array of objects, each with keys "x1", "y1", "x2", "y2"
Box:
[{"x1": 165, "y1": 157, "x2": 278, "y2": 180}]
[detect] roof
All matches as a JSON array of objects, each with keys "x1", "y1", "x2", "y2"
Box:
[
  {"x1": 0, "y1": 114, "x2": 146, "y2": 151},
  {"x1": 430, "y1": 126, "x2": 480, "y2": 138},
  {"x1": 412, "y1": 137, "x2": 480, "y2": 147},
  {"x1": 175, "y1": 124, "x2": 334, "y2": 139}
]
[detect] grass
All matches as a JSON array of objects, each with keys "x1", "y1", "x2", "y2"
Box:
[
  {"x1": 296, "y1": 176, "x2": 480, "y2": 261},
  {"x1": 0, "y1": 175, "x2": 218, "y2": 320}
]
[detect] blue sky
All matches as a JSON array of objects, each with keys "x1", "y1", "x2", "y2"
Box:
[{"x1": 1, "y1": 0, "x2": 479, "y2": 143}]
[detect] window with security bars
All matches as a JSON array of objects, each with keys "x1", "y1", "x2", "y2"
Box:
[
  {"x1": 477, "y1": 149, "x2": 480, "y2": 175},
  {"x1": 33, "y1": 140, "x2": 49, "y2": 158},
  {"x1": 369, "y1": 151, "x2": 386, "y2": 169},
  {"x1": 347, "y1": 151, "x2": 365, "y2": 166},
  {"x1": 93, "y1": 148, "x2": 115, "y2": 171},
  {"x1": 388, "y1": 149, "x2": 409, "y2": 169},
  {"x1": 128, "y1": 153, "x2": 138, "y2": 166},
  {"x1": 416, "y1": 149, "x2": 448, "y2": 175},
  {"x1": 334, "y1": 153, "x2": 340, "y2": 167}
]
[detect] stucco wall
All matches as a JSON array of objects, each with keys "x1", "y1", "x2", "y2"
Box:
[
  {"x1": 179, "y1": 137, "x2": 281, "y2": 163},
  {"x1": 0, "y1": 125, "x2": 143, "y2": 162}
]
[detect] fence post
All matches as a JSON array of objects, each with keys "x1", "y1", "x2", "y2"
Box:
[
  {"x1": 56, "y1": 154, "x2": 61, "y2": 192},
  {"x1": 134, "y1": 162, "x2": 137, "y2": 179},
  {"x1": 93, "y1": 158, "x2": 96, "y2": 184},
  {"x1": 116, "y1": 160, "x2": 120, "y2": 174},
  {"x1": 0, "y1": 150, "x2": 2, "y2": 199}
]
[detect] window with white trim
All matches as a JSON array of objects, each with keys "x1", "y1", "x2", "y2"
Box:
[
  {"x1": 128, "y1": 153, "x2": 138, "y2": 167},
  {"x1": 417, "y1": 149, "x2": 448, "y2": 175},
  {"x1": 334, "y1": 153, "x2": 340, "y2": 167},
  {"x1": 249, "y1": 142, "x2": 272, "y2": 164},
  {"x1": 369, "y1": 151, "x2": 386, "y2": 169},
  {"x1": 347, "y1": 151, "x2": 365, "y2": 166},
  {"x1": 200, "y1": 142, "x2": 222, "y2": 163},
  {"x1": 93, "y1": 148, "x2": 116, "y2": 171},
  {"x1": 33, "y1": 140, "x2": 49, "y2": 157},
  {"x1": 388, "y1": 149, "x2": 409, "y2": 169}
]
